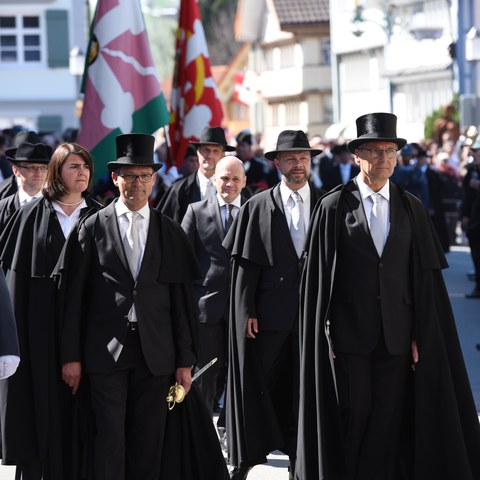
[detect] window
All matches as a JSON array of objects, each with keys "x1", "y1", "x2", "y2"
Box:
[{"x1": 0, "y1": 15, "x2": 42, "y2": 65}]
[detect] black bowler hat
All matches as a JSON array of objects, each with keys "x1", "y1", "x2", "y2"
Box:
[
  {"x1": 7, "y1": 142, "x2": 52, "y2": 164},
  {"x1": 347, "y1": 112, "x2": 407, "y2": 153},
  {"x1": 264, "y1": 130, "x2": 322, "y2": 160},
  {"x1": 4, "y1": 131, "x2": 42, "y2": 159},
  {"x1": 107, "y1": 133, "x2": 161, "y2": 171},
  {"x1": 190, "y1": 126, "x2": 235, "y2": 152}
]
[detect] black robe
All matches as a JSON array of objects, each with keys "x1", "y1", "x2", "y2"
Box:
[
  {"x1": 0, "y1": 192, "x2": 20, "y2": 232},
  {"x1": 0, "y1": 197, "x2": 101, "y2": 479},
  {"x1": 295, "y1": 182, "x2": 480, "y2": 480},
  {"x1": 223, "y1": 183, "x2": 323, "y2": 468}
]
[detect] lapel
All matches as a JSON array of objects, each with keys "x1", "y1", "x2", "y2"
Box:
[
  {"x1": 187, "y1": 172, "x2": 201, "y2": 202},
  {"x1": 345, "y1": 179, "x2": 374, "y2": 250},
  {"x1": 103, "y1": 200, "x2": 132, "y2": 277},
  {"x1": 384, "y1": 182, "x2": 401, "y2": 253},
  {"x1": 13, "y1": 192, "x2": 20, "y2": 210},
  {"x1": 137, "y1": 208, "x2": 162, "y2": 281},
  {"x1": 209, "y1": 197, "x2": 225, "y2": 240}
]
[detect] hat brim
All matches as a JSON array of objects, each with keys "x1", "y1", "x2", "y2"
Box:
[
  {"x1": 107, "y1": 158, "x2": 162, "y2": 172},
  {"x1": 190, "y1": 141, "x2": 236, "y2": 152},
  {"x1": 347, "y1": 137, "x2": 407, "y2": 153},
  {"x1": 8, "y1": 155, "x2": 50, "y2": 164},
  {"x1": 264, "y1": 148, "x2": 323, "y2": 161}
]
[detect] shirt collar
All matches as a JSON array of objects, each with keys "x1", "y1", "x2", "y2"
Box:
[
  {"x1": 115, "y1": 198, "x2": 151, "y2": 221},
  {"x1": 280, "y1": 181, "x2": 310, "y2": 204},
  {"x1": 197, "y1": 169, "x2": 212, "y2": 188},
  {"x1": 356, "y1": 175, "x2": 390, "y2": 203},
  {"x1": 217, "y1": 193, "x2": 242, "y2": 209},
  {"x1": 18, "y1": 187, "x2": 42, "y2": 205},
  {"x1": 52, "y1": 198, "x2": 87, "y2": 216}
]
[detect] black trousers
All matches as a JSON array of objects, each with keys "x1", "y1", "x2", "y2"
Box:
[
  {"x1": 334, "y1": 338, "x2": 411, "y2": 480},
  {"x1": 253, "y1": 327, "x2": 299, "y2": 461},
  {"x1": 89, "y1": 330, "x2": 171, "y2": 480},
  {"x1": 195, "y1": 320, "x2": 228, "y2": 417}
]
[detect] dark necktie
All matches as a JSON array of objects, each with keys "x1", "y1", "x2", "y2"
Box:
[{"x1": 225, "y1": 204, "x2": 234, "y2": 233}]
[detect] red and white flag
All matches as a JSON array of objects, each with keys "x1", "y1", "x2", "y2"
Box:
[
  {"x1": 77, "y1": 0, "x2": 169, "y2": 181},
  {"x1": 169, "y1": 0, "x2": 224, "y2": 168}
]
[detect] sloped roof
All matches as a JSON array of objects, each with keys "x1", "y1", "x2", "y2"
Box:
[{"x1": 273, "y1": 0, "x2": 329, "y2": 25}]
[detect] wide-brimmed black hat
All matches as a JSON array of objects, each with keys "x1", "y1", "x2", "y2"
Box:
[
  {"x1": 4, "y1": 131, "x2": 42, "y2": 159},
  {"x1": 190, "y1": 126, "x2": 235, "y2": 152},
  {"x1": 347, "y1": 112, "x2": 407, "y2": 153},
  {"x1": 107, "y1": 133, "x2": 161, "y2": 171},
  {"x1": 264, "y1": 130, "x2": 322, "y2": 160},
  {"x1": 7, "y1": 142, "x2": 52, "y2": 164}
]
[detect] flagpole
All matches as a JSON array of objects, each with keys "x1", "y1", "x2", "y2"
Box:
[{"x1": 163, "y1": 126, "x2": 174, "y2": 170}]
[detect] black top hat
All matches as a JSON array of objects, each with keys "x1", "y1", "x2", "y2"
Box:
[
  {"x1": 190, "y1": 127, "x2": 235, "y2": 152},
  {"x1": 347, "y1": 112, "x2": 407, "y2": 153},
  {"x1": 108, "y1": 133, "x2": 161, "y2": 171},
  {"x1": 7, "y1": 142, "x2": 52, "y2": 164},
  {"x1": 4, "y1": 131, "x2": 42, "y2": 159},
  {"x1": 264, "y1": 130, "x2": 322, "y2": 160}
]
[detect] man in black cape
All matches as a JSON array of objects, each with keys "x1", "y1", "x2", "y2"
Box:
[
  {"x1": 295, "y1": 113, "x2": 480, "y2": 480},
  {"x1": 224, "y1": 130, "x2": 323, "y2": 480}
]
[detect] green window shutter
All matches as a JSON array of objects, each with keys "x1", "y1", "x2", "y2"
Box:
[{"x1": 46, "y1": 10, "x2": 69, "y2": 68}]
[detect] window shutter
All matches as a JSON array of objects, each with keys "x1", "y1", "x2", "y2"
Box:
[{"x1": 46, "y1": 10, "x2": 69, "y2": 68}]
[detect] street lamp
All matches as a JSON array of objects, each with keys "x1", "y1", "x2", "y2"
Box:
[{"x1": 350, "y1": 3, "x2": 395, "y2": 40}]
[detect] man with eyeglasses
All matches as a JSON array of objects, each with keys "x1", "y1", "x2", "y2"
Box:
[
  {"x1": 0, "y1": 141, "x2": 51, "y2": 231},
  {"x1": 295, "y1": 112, "x2": 480, "y2": 480},
  {"x1": 61, "y1": 134, "x2": 216, "y2": 480}
]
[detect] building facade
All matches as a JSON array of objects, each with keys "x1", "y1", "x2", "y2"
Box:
[{"x1": 0, "y1": 0, "x2": 88, "y2": 134}]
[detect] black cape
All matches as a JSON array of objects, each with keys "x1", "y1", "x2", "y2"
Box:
[
  {"x1": 53, "y1": 203, "x2": 228, "y2": 480},
  {"x1": 295, "y1": 181, "x2": 480, "y2": 480},
  {"x1": 0, "y1": 197, "x2": 101, "y2": 479},
  {"x1": 0, "y1": 192, "x2": 19, "y2": 232},
  {"x1": 223, "y1": 184, "x2": 323, "y2": 468}
]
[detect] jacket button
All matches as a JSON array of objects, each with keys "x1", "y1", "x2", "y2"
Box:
[
  {"x1": 280, "y1": 277, "x2": 284, "y2": 282},
  {"x1": 379, "y1": 263, "x2": 384, "y2": 268},
  {"x1": 133, "y1": 290, "x2": 137, "y2": 296},
  {"x1": 376, "y1": 294, "x2": 381, "y2": 299}
]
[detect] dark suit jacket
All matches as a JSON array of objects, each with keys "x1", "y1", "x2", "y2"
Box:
[
  {"x1": 181, "y1": 196, "x2": 245, "y2": 324},
  {"x1": 0, "y1": 175, "x2": 17, "y2": 201},
  {"x1": 320, "y1": 162, "x2": 360, "y2": 192},
  {"x1": 329, "y1": 181, "x2": 414, "y2": 355},
  {"x1": 227, "y1": 182, "x2": 322, "y2": 331},
  {"x1": 0, "y1": 269, "x2": 19, "y2": 357},
  {"x1": 0, "y1": 192, "x2": 20, "y2": 232},
  {"x1": 157, "y1": 172, "x2": 201, "y2": 223},
  {"x1": 62, "y1": 200, "x2": 199, "y2": 376}
]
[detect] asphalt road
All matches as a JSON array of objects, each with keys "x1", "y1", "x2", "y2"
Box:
[{"x1": 1, "y1": 246, "x2": 479, "y2": 480}]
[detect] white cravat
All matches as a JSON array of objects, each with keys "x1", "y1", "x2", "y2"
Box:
[
  {"x1": 124, "y1": 211, "x2": 140, "y2": 278},
  {"x1": 290, "y1": 190, "x2": 306, "y2": 257},
  {"x1": 370, "y1": 193, "x2": 385, "y2": 256}
]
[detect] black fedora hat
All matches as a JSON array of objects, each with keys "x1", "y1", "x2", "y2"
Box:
[
  {"x1": 7, "y1": 142, "x2": 52, "y2": 164},
  {"x1": 107, "y1": 133, "x2": 161, "y2": 171},
  {"x1": 4, "y1": 131, "x2": 42, "y2": 159},
  {"x1": 347, "y1": 112, "x2": 406, "y2": 153},
  {"x1": 190, "y1": 126, "x2": 235, "y2": 152},
  {"x1": 264, "y1": 130, "x2": 322, "y2": 160}
]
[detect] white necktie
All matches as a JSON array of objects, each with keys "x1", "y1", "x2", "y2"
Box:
[
  {"x1": 290, "y1": 191, "x2": 305, "y2": 257},
  {"x1": 370, "y1": 193, "x2": 385, "y2": 256},
  {"x1": 206, "y1": 180, "x2": 216, "y2": 198},
  {"x1": 124, "y1": 211, "x2": 140, "y2": 278}
]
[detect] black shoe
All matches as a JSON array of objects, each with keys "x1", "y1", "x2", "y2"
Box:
[
  {"x1": 476, "y1": 344, "x2": 480, "y2": 351},
  {"x1": 467, "y1": 271, "x2": 476, "y2": 281},
  {"x1": 230, "y1": 465, "x2": 252, "y2": 480},
  {"x1": 465, "y1": 287, "x2": 480, "y2": 299}
]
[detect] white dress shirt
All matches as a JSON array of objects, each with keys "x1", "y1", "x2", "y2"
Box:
[
  {"x1": 52, "y1": 199, "x2": 88, "y2": 238},
  {"x1": 115, "y1": 199, "x2": 151, "y2": 322},
  {"x1": 356, "y1": 176, "x2": 390, "y2": 243},
  {"x1": 18, "y1": 188, "x2": 42, "y2": 206},
  {"x1": 280, "y1": 182, "x2": 311, "y2": 231},
  {"x1": 197, "y1": 170, "x2": 216, "y2": 200},
  {"x1": 217, "y1": 193, "x2": 242, "y2": 226}
]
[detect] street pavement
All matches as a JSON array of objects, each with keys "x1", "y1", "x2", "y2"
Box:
[{"x1": 1, "y1": 246, "x2": 479, "y2": 480}]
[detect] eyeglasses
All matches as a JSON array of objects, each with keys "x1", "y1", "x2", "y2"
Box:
[
  {"x1": 117, "y1": 173, "x2": 154, "y2": 183},
  {"x1": 16, "y1": 165, "x2": 48, "y2": 172},
  {"x1": 357, "y1": 148, "x2": 398, "y2": 160}
]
